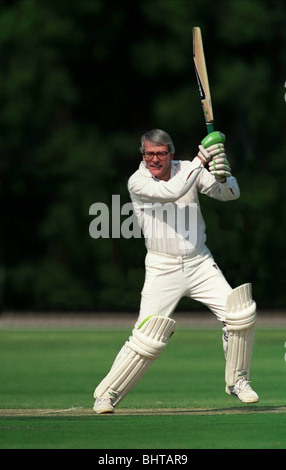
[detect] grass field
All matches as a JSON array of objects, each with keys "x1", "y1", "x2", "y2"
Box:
[{"x1": 0, "y1": 323, "x2": 286, "y2": 449}]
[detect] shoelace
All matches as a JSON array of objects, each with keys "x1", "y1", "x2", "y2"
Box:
[{"x1": 234, "y1": 378, "x2": 251, "y2": 392}]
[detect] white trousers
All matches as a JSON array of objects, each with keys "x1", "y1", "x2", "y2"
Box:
[{"x1": 135, "y1": 246, "x2": 232, "y2": 328}]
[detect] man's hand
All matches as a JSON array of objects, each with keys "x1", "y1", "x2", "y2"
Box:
[
  {"x1": 197, "y1": 143, "x2": 226, "y2": 165},
  {"x1": 208, "y1": 144, "x2": 231, "y2": 182}
]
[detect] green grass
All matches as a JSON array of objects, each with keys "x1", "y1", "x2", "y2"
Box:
[
  {"x1": 0, "y1": 327, "x2": 286, "y2": 449},
  {"x1": 1, "y1": 414, "x2": 286, "y2": 449}
]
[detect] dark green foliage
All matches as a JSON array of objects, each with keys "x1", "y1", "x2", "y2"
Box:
[{"x1": 1, "y1": 1, "x2": 286, "y2": 310}]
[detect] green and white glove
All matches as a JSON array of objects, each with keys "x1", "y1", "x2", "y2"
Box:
[
  {"x1": 197, "y1": 143, "x2": 227, "y2": 164},
  {"x1": 208, "y1": 144, "x2": 231, "y2": 181}
]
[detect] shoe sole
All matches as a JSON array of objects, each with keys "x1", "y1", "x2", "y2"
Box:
[
  {"x1": 93, "y1": 407, "x2": 115, "y2": 414},
  {"x1": 94, "y1": 410, "x2": 114, "y2": 414}
]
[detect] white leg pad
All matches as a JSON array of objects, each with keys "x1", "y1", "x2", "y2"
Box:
[
  {"x1": 225, "y1": 283, "x2": 256, "y2": 386},
  {"x1": 94, "y1": 315, "x2": 176, "y2": 407}
]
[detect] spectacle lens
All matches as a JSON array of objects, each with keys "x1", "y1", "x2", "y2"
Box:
[{"x1": 144, "y1": 151, "x2": 169, "y2": 160}]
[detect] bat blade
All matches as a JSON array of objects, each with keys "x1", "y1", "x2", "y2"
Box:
[{"x1": 193, "y1": 26, "x2": 214, "y2": 133}]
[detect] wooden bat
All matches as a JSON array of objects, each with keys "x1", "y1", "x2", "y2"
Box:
[{"x1": 193, "y1": 26, "x2": 225, "y2": 147}]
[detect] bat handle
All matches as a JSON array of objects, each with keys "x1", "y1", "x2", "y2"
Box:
[
  {"x1": 201, "y1": 130, "x2": 226, "y2": 149},
  {"x1": 206, "y1": 122, "x2": 215, "y2": 134}
]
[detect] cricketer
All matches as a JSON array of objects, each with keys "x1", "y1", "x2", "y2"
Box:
[{"x1": 93, "y1": 129, "x2": 259, "y2": 414}]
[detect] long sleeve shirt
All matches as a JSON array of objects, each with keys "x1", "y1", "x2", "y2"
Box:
[{"x1": 128, "y1": 157, "x2": 240, "y2": 257}]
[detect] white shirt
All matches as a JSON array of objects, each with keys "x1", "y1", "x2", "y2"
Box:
[{"x1": 128, "y1": 157, "x2": 240, "y2": 257}]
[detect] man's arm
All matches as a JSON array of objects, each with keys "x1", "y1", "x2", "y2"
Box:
[
  {"x1": 128, "y1": 157, "x2": 204, "y2": 204},
  {"x1": 197, "y1": 142, "x2": 240, "y2": 201},
  {"x1": 128, "y1": 143, "x2": 224, "y2": 204},
  {"x1": 197, "y1": 168, "x2": 240, "y2": 201}
]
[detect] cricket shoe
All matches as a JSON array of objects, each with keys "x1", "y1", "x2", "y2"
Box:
[
  {"x1": 225, "y1": 378, "x2": 259, "y2": 403},
  {"x1": 93, "y1": 397, "x2": 114, "y2": 414}
]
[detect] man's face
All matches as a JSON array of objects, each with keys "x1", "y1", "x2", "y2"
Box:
[{"x1": 143, "y1": 140, "x2": 174, "y2": 181}]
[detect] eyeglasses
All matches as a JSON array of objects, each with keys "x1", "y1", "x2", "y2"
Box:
[{"x1": 143, "y1": 151, "x2": 169, "y2": 160}]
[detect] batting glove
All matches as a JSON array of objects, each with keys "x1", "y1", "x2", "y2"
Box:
[
  {"x1": 197, "y1": 143, "x2": 226, "y2": 164},
  {"x1": 209, "y1": 153, "x2": 232, "y2": 181}
]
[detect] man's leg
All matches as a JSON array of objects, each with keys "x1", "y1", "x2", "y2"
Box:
[
  {"x1": 224, "y1": 283, "x2": 259, "y2": 403},
  {"x1": 135, "y1": 251, "x2": 187, "y2": 327},
  {"x1": 93, "y1": 315, "x2": 176, "y2": 413},
  {"x1": 94, "y1": 252, "x2": 185, "y2": 414},
  {"x1": 184, "y1": 251, "x2": 258, "y2": 403}
]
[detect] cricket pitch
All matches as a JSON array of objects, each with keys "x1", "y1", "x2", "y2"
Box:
[{"x1": 1, "y1": 406, "x2": 286, "y2": 417}]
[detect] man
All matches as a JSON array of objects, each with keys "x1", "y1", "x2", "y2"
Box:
[{"x1": 93, "y1": 129, "x2": 258, "y2": 414}]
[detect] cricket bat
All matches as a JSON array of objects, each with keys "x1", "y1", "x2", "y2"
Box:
[{"x1": 192, "y1": 26, "x2": 225, "y2": 148}]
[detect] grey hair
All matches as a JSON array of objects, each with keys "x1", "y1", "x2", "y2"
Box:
[{"x1": 139, "y1": 129, "x2": 175, "y2": 154}]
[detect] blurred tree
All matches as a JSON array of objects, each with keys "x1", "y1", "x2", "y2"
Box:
[{"x1": 1, "y1": 0, "x2": 286, "y2": 311}]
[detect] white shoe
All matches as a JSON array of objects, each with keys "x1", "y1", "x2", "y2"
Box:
[
  {"x1": 93, "y1": 397, "x2": 115, "y2": 414},
  {"x1": 225, "y1": 378, "x2": 259, "y2": 403}
]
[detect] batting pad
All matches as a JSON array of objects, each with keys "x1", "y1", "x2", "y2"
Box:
[
  {"x1": 225, "y1": 283, "x2": 256, "y2": 386},
  {"x1": 94, "y1": 315, "x2": 176, "y2": 407}
]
